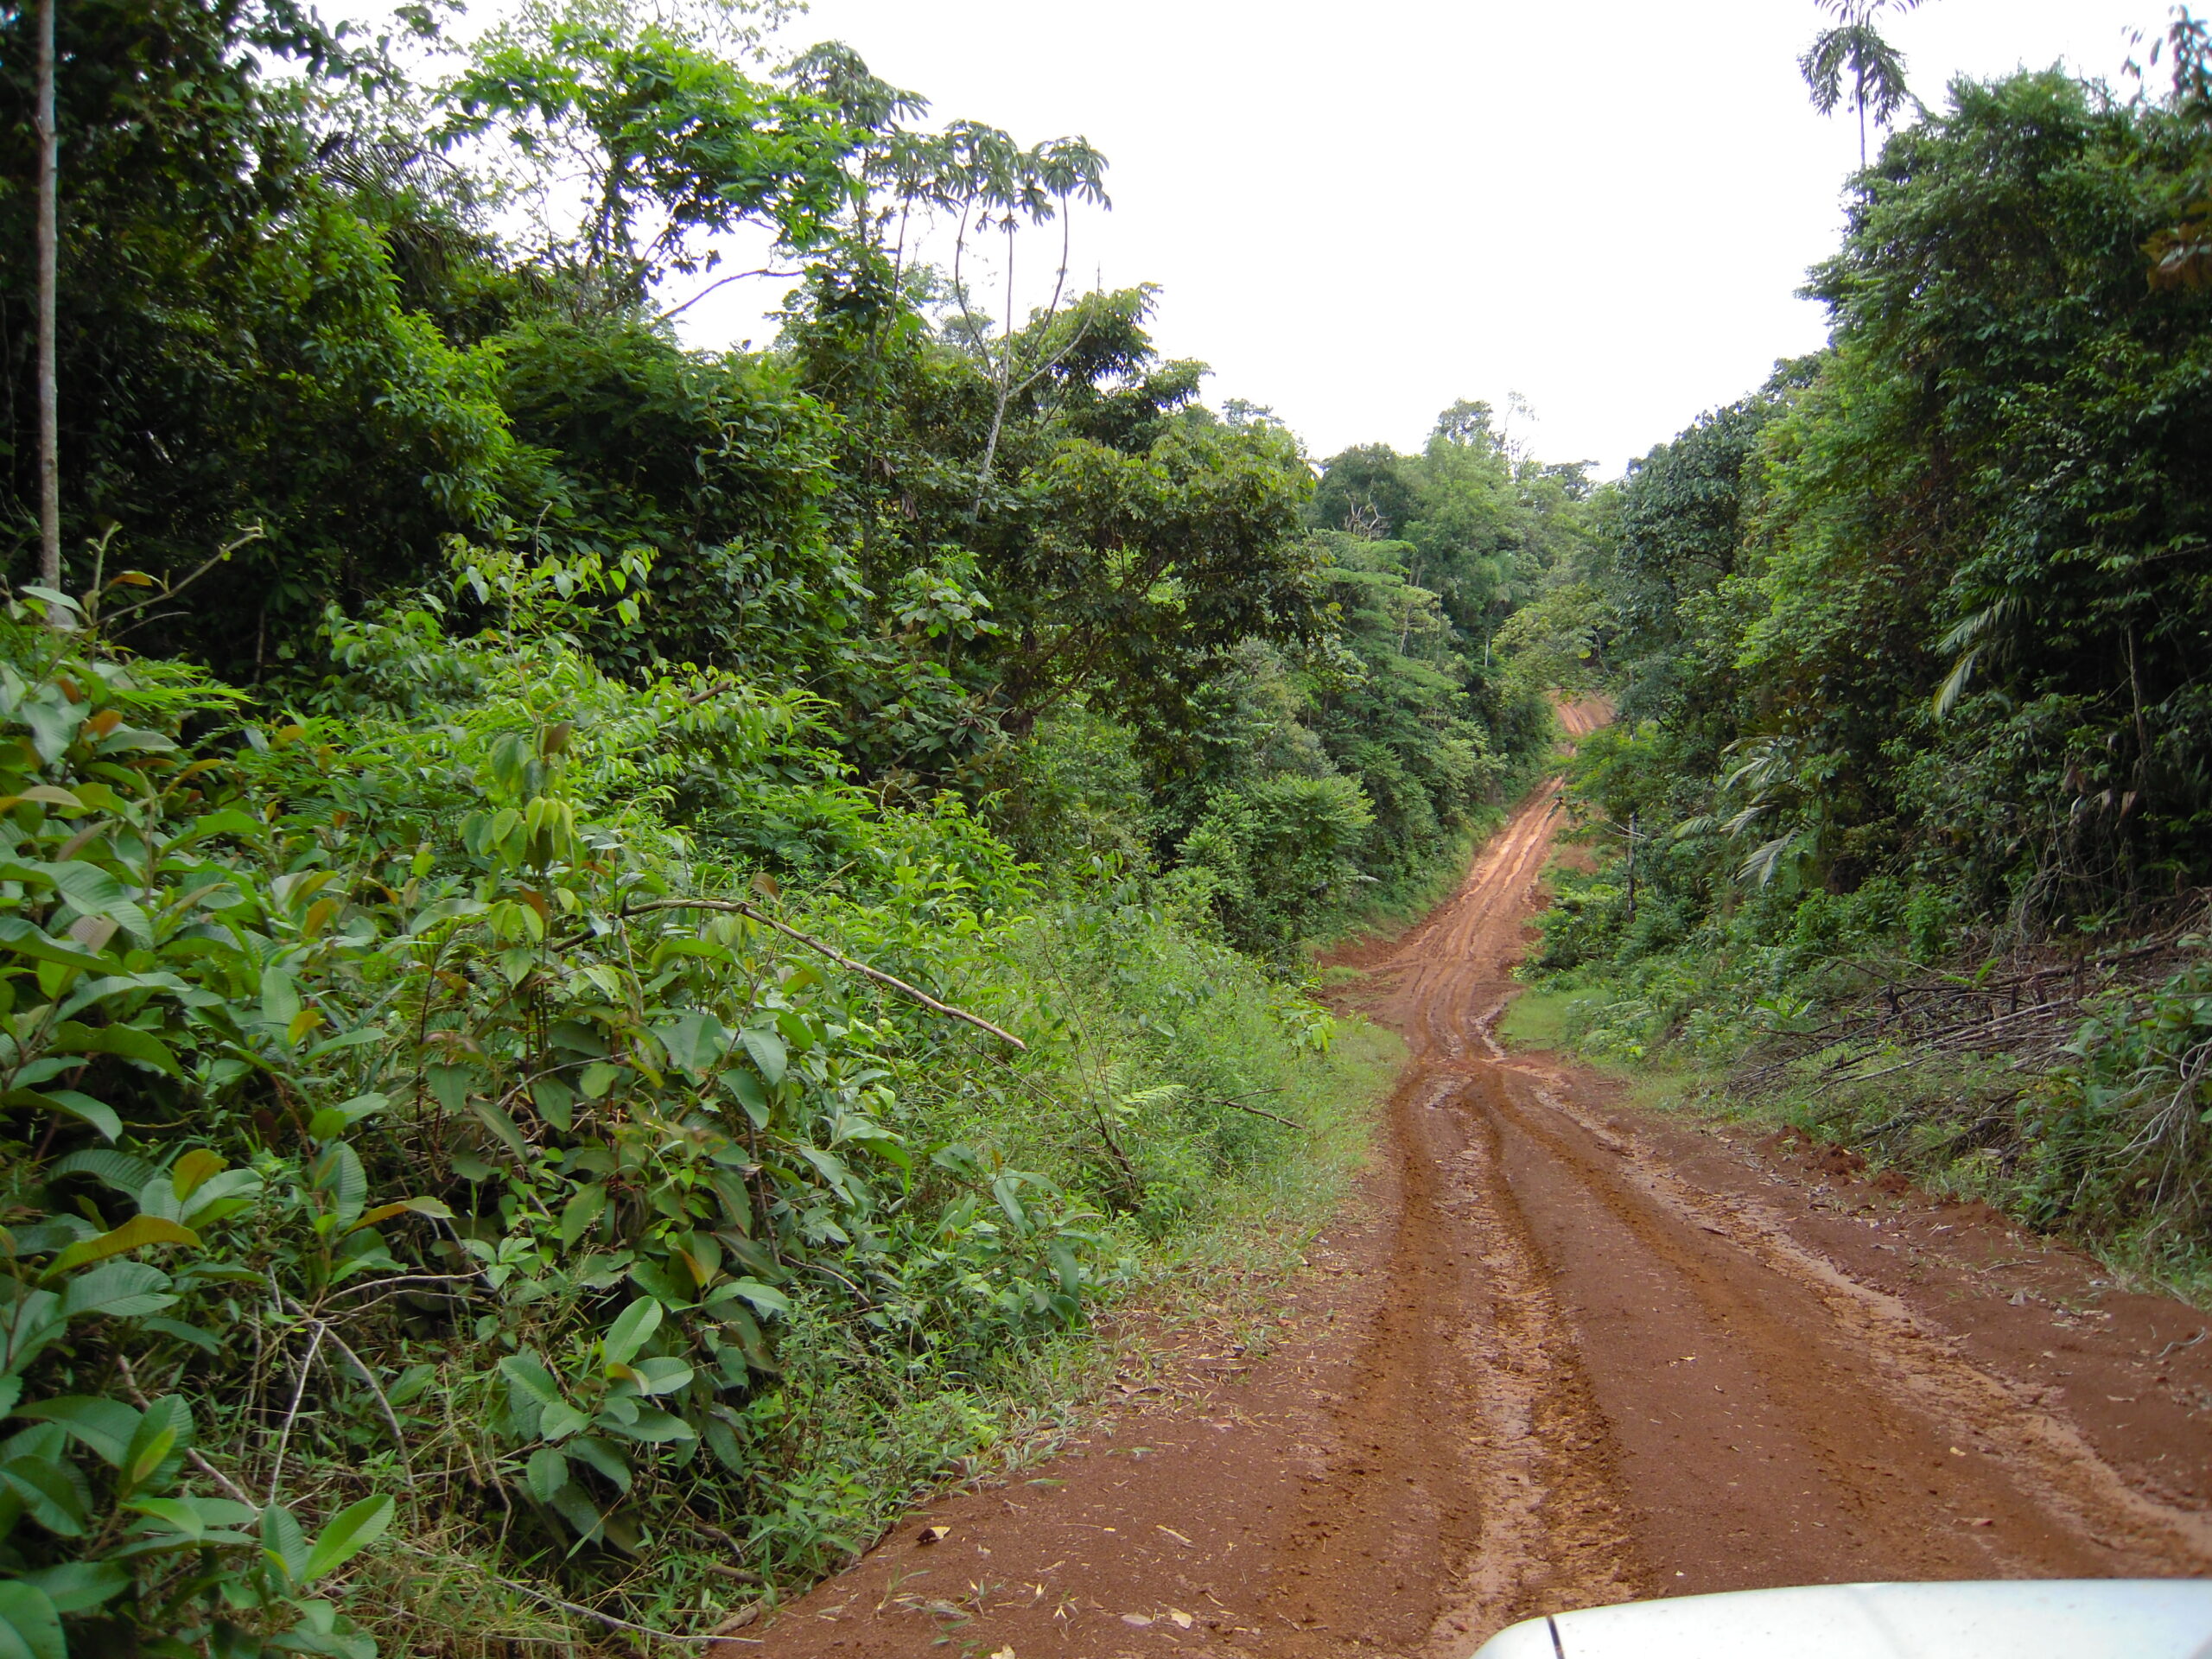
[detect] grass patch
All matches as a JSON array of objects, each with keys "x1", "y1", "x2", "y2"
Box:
[
  {"x1": 1497, "y1": 987, "x2": 1605, "y2": 1050},
  {"x1": 1494, "y1": 982, "x2": 1724, "y2": 1117}
]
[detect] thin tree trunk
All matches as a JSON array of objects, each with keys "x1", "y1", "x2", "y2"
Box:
[
  {"x1": 1624, "y1": 811, "x2": 1638, "y2": 923},
  {"x1": 1855, "y1": 61, "x2": 1867, "y2": 167},
  {"x1": 35, "y1": 0, "x2": 62, "y2": 604},
  {"x1": 968, "y1": 220, "x2": 1020, "y2": 519},
  {"x1": 971, "y1": 391, "x2": 1010, "y2": 521}
]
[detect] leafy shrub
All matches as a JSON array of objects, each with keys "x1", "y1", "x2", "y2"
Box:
[{"x1": 1176, "y1": 774, "x2": 1375, "y2": 957}]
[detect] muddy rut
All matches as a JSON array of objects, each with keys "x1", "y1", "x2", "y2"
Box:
[{"x1": 747, "y1": 715, "x2": 2212, "y2": 1658}]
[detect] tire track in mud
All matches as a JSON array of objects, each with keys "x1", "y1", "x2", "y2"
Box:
[{"x1": 748, "y1": 720, "x2": 2212, "y2": 1659}]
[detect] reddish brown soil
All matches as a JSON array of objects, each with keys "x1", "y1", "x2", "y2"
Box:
[{"x1": 740, "y1": 767, "x2": 2212, "y2": 1659}]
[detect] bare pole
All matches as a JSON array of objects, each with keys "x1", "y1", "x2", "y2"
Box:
[{"x1": 34, "y1": 0, "x2": 62, "y2": 604}]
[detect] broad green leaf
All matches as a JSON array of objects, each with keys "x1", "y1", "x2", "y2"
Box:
[
  {"x1": 1, "y1": 786, "x2": 80, "y2": 812},
  {"x1": 469, "y1": 1096, "x2": 530, "y2": 1161},
  {"x1": 178, "y1": 1166, "x2": 262, "y2": 1224},
  {"x1": 34, "y1": 861, "x2": 152, "y2": 943},
  {"x1": 537, "y1": 1400, "x2": 590, "y2": 1441},
  {"x1": 548, "y1": 1481, "x2": 604, "y2": 1546},
  {"x1": 629, "y1": 1356, "x2": 694, "y2": 1396},
  {"x1": 727, "y1": 1278, "x2": 791, "y2": 1318},
  {"x1": 92, "y1": 724, "x2": 173, "y2": 754},
  {"x1": 529, "y1": 1075, "x2": 574, "y2": 1131},
  {"x1": 798, "y1": 1145, "x2": 853, "y2": 1192},
  {"x1": 124, "y1": 1496, "x2": 205, "y2": 1540},
  {"x1": 559, "y1": 1182, "x2": 606, "y2": 1248},
  {"x1": 184, "y1": 809, "x2": 261, "y2": 841},
  {"x1": 139, "y1": 1314, "x2": 222, "y2": 1352},
  {"x1": 721, "y1": 1065, "x2": 771, "y2": 1127},
  {"x1": 739, "y1": 1026, "x2": 787, "y2": 1086},
  {"x1": 261, "y1": 1503, "x2": 309, "y2": 1584},
  {"x1": 170, "y1": 1147, "x2": 226, "y2": 1201},
  {"x1": 301, "y1": 1493, "x2": 394, "y2": 1582},
  {"x1": 16, "y1": 1560, "x2": 128, "y2": 1614},
  {"x1": 563, "y1": 1434, "x2": 632, "y2": 1493},
  {"x1": 3, "y1": 1088, "x2": 120, "y2": 1143},
  {"x1": 1047, "y1": 1233, "x2": 1085, "y2": 1295},
  {"x1": 626, "y1": 1257, "x2": 691, "y2": 1306},
  {"x1": 0, "y1": 918, "x2": 110, "y2": 975},
  {"x1": 309, "y1": 1141, "x2": 367, "y2": 1228},
  {"x1": 704, "y1": 1414, "x2": 744, "y2": 1474},
  {"x1": 607, "y1": 1406, "x2": 694, "y2": 1444},
  {"x1": 259, "y1": 967, "x2": 302, "y2": 1029},
  {"x1": 1, "y1": 1456, "x2": 87, "y2": 1536},
  {"x1": 58, "y1": 1262, "x2": 178, "y2": 1322},
  {"x1": 424, "y1": 1063, "x2": 475, "y2": 1116},
  {"x1": 14, "y1": 695, "x2": 79, "y2": 766},
  {"x1": 49, "y1": 1217, "x2": 197, "y2": 1275},
  {"x1": 305, "y1": 1025, "x2": 391, "y2": 1060},
  {"x1": 524, "y1": 1446, "x2": 567, "y2": 1504},
  {"x1": 496, "y1": 1353, "x2": 563, "y2": 1407},
  {"x1": 0, "y1": 1580, "x2": 63, "y2": 1659},
  {"x1": 11, "y1": 1395, "x2": 138, "y2": 1465},
  {"x1": 601, "y1": 1296, "x2": 662, "y2": 1366},
  {"x1": 654, "y1": 1010, "x2": 730, "y2": 1073},
  {"x1": 180, "y1": 1495, "x2": 257, "y2": 1528},
  {"x1": 48, "y1": 1020, "x2": 181, "y2": 1077},
  {"x1": 135, "y1": 1172, "x2": 181, "y2": 1224},
  {"x1": 56, "y1": 968, "x2": 188, "y2": 1020},
  {"x1": 120, "y1": 1395, "x2": 191, "y2": 1493},
  {"x1": 46, "y1": 1147, "x2": 155, "y2": 1195},
  {"x1": 1, "y1": 1291, "x2": 62, "y2": 1376}
]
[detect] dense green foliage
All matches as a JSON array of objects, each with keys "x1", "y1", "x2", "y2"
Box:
[
  {"x1": 1529, "y1": 47, "x2": 2212, "y2": 1282},
  {"x1": 0, "y1": 558, "x2": 1401, "y2": 1654},
  {"x1": 0, "y1": 1, "x2": 1561, "y2": 1650}
]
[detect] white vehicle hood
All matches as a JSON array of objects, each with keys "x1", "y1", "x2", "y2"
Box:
[{"x1": 1472, "y1": 1580, "x2": 2212, "y2": 1659}]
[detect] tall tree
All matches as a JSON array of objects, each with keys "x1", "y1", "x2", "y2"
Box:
[
  {"x1": 1799, "y1": 0, "x2": 1923, "y2": 166},
  {"x1": 445, "y1": 0, "x2": 863, "y2": 312},
  {"x1": 32, "y1": 0, "x2": 57, "y2": 599}
]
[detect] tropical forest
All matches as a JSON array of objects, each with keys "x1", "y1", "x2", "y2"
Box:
[{"x1": 0, "y1": 0, "x2": 2209, "y2": 1654}]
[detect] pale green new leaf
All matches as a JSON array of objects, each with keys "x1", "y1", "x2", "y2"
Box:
[{"x1": 302, "y1": 1494, "x2": 395, "y2": 1583}]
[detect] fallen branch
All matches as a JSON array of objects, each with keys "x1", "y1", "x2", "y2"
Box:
[
  {"x1": 556, "y1": 899, "x2": 1026, "y2": 1050},
  {"x1": 1205, "y1": 1095, "x2": 1300, "y2": 1130}
]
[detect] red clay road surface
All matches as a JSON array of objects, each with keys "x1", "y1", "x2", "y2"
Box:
[{"x1": 745, "y1": 715, "x2": 2212, "y2": 1659}]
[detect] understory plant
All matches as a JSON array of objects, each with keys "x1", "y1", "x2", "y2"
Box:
[{"x1": 0, "y1": 549, "x2": 1376, "y2": 1654}]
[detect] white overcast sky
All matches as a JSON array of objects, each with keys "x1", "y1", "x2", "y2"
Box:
[{"x1": 386, "y1": 0, "x2": 2173, "y2": 476}]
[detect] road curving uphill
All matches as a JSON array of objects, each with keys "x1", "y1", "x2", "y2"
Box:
[{"x1": 743, "y1": 753, "x2": 2212, "y2": 1659}]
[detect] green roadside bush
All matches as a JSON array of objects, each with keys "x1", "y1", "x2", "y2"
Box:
[{"x1": 0, "y1": 553, "x2": 1389, "y2": 1656}]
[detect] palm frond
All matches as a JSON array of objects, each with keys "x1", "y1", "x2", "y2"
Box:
[
  {"x1": 1737, "y1": 832, "x2": 1802, "y2": 889},
  {"x1": 1931, "y1": 646, "x2": 1979, "y2": 720}
]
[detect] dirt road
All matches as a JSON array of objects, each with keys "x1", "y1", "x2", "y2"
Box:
[{"x1": 749, "y1": 747, "x2": 2212, "y2": 1658}]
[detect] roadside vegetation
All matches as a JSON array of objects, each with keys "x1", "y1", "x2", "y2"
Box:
[
  {"x1": 1515, "y1": 19, "x2": 2212, "y2": 1301},
  {"x1": 0, "y1": 0, "x2": 1591, "y2": 1650}
]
